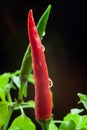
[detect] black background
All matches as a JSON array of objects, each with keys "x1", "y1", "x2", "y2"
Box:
[{"x1": 0, "y1": 0, "x2": 87, "y2": 129}]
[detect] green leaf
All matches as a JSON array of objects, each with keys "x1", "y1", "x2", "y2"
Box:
[
  {"x1": 64, "y1": 112, "x2": 87, "y2": 129},
  {"x1": 37, "y1": 4, "x2": 51, "y2": 39},
  {"x1": 28, "y1": 74, "x2": 35, "y2": 84},
  {"x1": 78, "y1": 93, "x2": 87, "y2": 110},
  {"x1": 0, "y1": 71, "x2": 20, "y2": 100},
  {"x1": 0, "y1": 71, "x2": 20, "y2": 88},
  {"x1": 8, "y1": 115, "x2": 36, "y2": 130},
  {"x1": 0, "y1": 73, "x2": 10, "y2": 89},
  {"x1": 80, "y1": 115, "x2": 87, "y2": 128},
  {"x1": 0, "y1": 73, "x2": 11, "y2": 100},
  {"x1": 28, "y1": 100, "x2": 35, "y2": 109},
  {"x1": 0, "y1": 101, "x2": 8, "y2": 128},
  {"x1": 0, "y1": 88, "x2": 5, "y2": 100},
  {"x1": 59, "y1": 120, "x2": 76, "y2": 130},
  {"x1": 71, "y1": 108, "x2": 84, "y2": 114},
  {"x1": 12, "y1": 76, "x2": 21, "y2": 89},
  {"x1": 5, "y1": 81, "x2": 16, "y2": 91},
  {"x1": 49, "y1": 122, "x2": 58, "y2": 130},
  {"x1": 81, "y1": 127, "x2": 87, "y2": 130},
  {"x1": 64, "y1": 113, "x2": 80, "y2": 127}
]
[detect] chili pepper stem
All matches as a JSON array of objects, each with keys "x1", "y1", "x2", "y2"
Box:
[
  {"x1": 36, "y1": 118, "x2": 52, "y2": 130},
  {"x1": 41, "y1": 124, "x2": 49, "y2": 130}
]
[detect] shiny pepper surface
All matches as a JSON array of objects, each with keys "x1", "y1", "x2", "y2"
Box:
[{"x1": 28, "y1": 10, "x2": 52, "y2": 121}]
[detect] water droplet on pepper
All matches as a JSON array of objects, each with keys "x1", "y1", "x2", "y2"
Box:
[
  {"x1": 42, "y1": 45, "x2": 45, "y2": 52},
  {"x1": 49, "y1": 78, "x2": 53, "y2": 88},
  {"x1": 42, "y1": 31, "x2": 45, "y2": 37}
]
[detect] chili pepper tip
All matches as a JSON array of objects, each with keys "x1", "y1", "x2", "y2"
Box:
[
  {"x1": 29, "y1": 10, "x2": 33, "y2": 17},
  {"x1": 28, "y1": 9, "x2": 36, "y2": 36}
]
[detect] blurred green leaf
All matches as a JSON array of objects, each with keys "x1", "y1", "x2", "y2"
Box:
[
  {"x1": 28, "y1": 74, "x2": 35, "y2": 84},
  {"x1": 5, "y1": 81, "x2": 16, "y2": 91},
  {"x1": 0, "y1": 71, "x2": 20, "y2": 100},
  {"x1": 0, "y1": 101, "x2": 8, "y2": 128},
  {"x1": 8, "y1": 115, "x2": 36, "y2": 130},
  {"x1": 80, "y1": 115, "x2": 87, "y2": 128},
  {"x1": 80, "y1": 126, "x2": 87, "y2": 130},
  {"x1": 59, "y1": 120, "x2": 76, "y2": 130},
  {"x1": 64, "y1": 112, "x2": 87, "y2": 129},
  {"x1": 0, "y1": 73, "x2": 10, "y2": 89},
  {"x1": 0, "y1": 88, "x2": 5, "y2": 100},
  {"x1": 78, "y1": 93, "x2": 87, "y2": 110},
  {"x1": 71, "y1": 108, "x2": 84, "y2": 114},
  {"x1": 28, "y1": 100, "x2": 35, "y2": 109},
  {"x1": 12, "y1": 76, "x2": 20, "y2": 89},
  {"x1": 0, "y1": 71, "x2": 20, "y2": 89},
  {"x1": 49, "y1": 122, "x2": 58, "y2": 130},
  {"x1": 0, "y1": 73, "x2": 11, "y2": 100},
  {"x1": 64, "y1": 113, "x2": 80, "y2": 127}
]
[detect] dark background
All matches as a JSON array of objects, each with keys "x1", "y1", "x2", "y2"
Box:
[{"x1": 0, "y1": 0, "x2": 87, "y2": 129}]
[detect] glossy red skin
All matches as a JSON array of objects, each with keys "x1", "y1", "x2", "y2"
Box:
[{"x1": 28, "y1": 10, "x2": 52, "y2": 121}]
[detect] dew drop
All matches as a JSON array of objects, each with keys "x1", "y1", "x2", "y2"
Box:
[
  {"x1": 42, "y1": 45, "x2": 45, "y2": 52},
  {"x1": 42, "y1": 32, "x2": 45, "y2": 37},
  {"x1": 49, "y1": 78, "x2": 53, "y2": 88}
]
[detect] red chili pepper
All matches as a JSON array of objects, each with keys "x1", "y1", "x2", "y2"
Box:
[{"x1": 28, "y1": 10, "x2": 52, "y2": 121}]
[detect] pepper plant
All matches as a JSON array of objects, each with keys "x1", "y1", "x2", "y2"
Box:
[{"x1": 0, "y1": 5, "x2": 87, "y2": 130}]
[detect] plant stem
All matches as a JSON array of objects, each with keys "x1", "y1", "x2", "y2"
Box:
[
  {"x1": 18, "y1": 45, "x2": 32, "y2": 101},
  {"x1": 37, "y1": 119, "x2": 51, "y2": 130},
  {"x1": 7, "y1": 91, "x2": 12, "y2": 102},
  {"x1": 18, "y1": 83, "x2": 24, "y2": 101},
  {"x1": 53, "y1": 120, "x2": 67, "y2": 124},
  {"x1": 20, "y1": 106, "x2": 25, "y2": 116},
  {"x1": 2, "y1": 107, "x2": 14, "y2": 130},
  {"x1": 41, "y1": 123, "x2": 49, "y2": 130},
  {"x1": 20, "y1": 45, "x2": 32, "y2": 81}
]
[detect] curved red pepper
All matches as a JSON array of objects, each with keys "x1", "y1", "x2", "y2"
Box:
[{"x1": 28, "y1": 10, "x2": 52, "y2": 121}]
